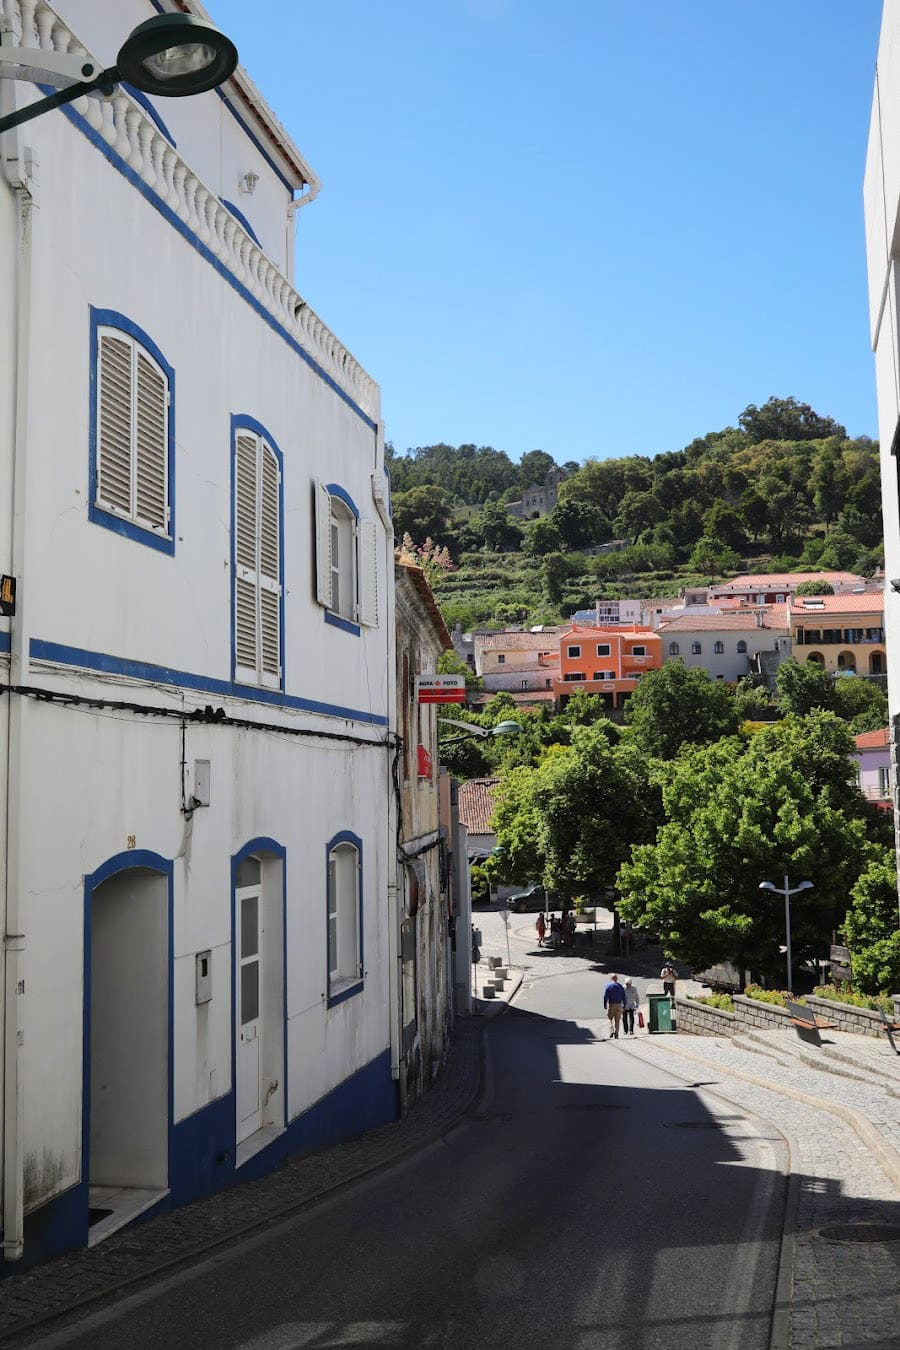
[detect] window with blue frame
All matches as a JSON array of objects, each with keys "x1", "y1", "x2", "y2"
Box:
[
  {"x1": 327, "y1": 833, "x2": 363, "y2": 1005},
  {"x1": 90, "y1": 309, "x2": 174, "y2": 553},
  {"x1": 314, "y1": 481, "x2": 379, "y2": 634},
  {"x1": 233, "y1": 419, "x2": 283, "y2": 689}
]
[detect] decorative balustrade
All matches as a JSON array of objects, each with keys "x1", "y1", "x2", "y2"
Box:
[{"x1": 3, "y1": 0, "x2": 380, "y2": 424}]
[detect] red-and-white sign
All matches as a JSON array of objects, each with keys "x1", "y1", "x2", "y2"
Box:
[{"x1": 417, "y1": 675, "x2": 466, "y2": 704}]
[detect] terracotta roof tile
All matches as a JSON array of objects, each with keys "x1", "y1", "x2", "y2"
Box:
[
  {"x1": 457, "y1": 778, "x2": 500, "y2": 834},
  {"x1": 854, "y1": 727, "x2": 890, "y2": 749},
  {"x1": 658, "y1": 610, "x2": 789, "y2": 632},
  {"x1": 475, "y1": 630, "x2": 564, "y2": 652},
  {"x1": 788, "y1": 593, "x2": 884, "y2": 615},
  {"x1": 713, "y1": 572, "x2": 864, "y2": 591}
]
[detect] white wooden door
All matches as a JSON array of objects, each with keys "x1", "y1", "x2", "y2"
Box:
[{"x1": 237, "y1": 885, "x2": 262, "y2": 1142}]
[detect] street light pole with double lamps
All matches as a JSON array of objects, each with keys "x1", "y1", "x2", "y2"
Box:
[{"x1": 758, "y1": 876, "x2": 814, "y2": 992}]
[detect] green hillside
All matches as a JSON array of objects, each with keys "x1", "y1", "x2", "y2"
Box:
[{"x1": 387, "y1": 397, "x2": 882, "y2": 629}]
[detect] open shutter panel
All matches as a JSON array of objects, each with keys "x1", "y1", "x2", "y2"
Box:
[
  {"x1": 234, "y1": 435, "x2": 259, "y2": 674},
  {"x1": 97, "y1": 333, "x2": 133, "y2": 516},
  {"x1": 135, "y1": 351, "x2": 168, "y2": 531},
  {"x1": 357, "y1": 519, "x2": 379, "y2": 628},
  {"x1": 314, "y1": 479, "x2": 333, "y2": 608},
  {"x1": 259, "y1": 445, "x2": 281, "y2": 680}
]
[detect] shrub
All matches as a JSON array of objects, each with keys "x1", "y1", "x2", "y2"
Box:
[
  {"x1": 692, "y1": 993, "x2": 734, "y2": 1012},
  {"x1": 811, "y1": 984, "x2": 895, "y2": 1015},
  {"x1": 742, "y1": 984, "x2": 801, "y2": 1007}
]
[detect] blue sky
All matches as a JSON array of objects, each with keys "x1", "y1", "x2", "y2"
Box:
[{"x1": 210, "y1": 1, "x2": 883, "y2": 463}]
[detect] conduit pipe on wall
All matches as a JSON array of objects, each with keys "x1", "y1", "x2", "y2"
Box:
[
  {"x1": 1, "y1": 14, "x2": 33, "y2": 1262},
  {"x1": 378, "y1": 417, "x2": 402, "y2": 1088}
]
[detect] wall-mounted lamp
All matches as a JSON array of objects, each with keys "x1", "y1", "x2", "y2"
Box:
[{"x1": 239, "y1": 170, "x2": 259, "y2": 195}]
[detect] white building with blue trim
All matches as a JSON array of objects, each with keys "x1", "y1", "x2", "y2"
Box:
[{"x1": 0, "y1": 0, "x2": 398, "y2": 1267}]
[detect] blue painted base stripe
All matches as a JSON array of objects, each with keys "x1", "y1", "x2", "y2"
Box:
[
  {"x1": 4, "y1": 1048, "x2": 397, "y2": 1275},
  {"x1": 0, "y1": 631, "x2": 9, "y2": 654},
  {"x1": 30, "y1": 638, "x2": 388, "y2": 726}
]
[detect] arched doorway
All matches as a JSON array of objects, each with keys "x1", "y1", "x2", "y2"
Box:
[
  {"x1": 806, "y1": 651, "x2": 824, "y2": 667},
  {"x1": 84, "y1": 852, "x2": 172, "y2": 1243},
  {"x1": 232, "y1": 840, "x2": 286, "y2": 1162},
  {"x1": 837, "y1": 651, "x2": 856, "y2": 673}
]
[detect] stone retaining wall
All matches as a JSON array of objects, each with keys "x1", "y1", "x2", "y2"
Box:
[
  {"x1": 677, "y1": 991, "x2": 900, "y2": 1041},
  {"x1": 806, "y1": 994, "x2": 896, "y2": 1041},
  {"x1": 673, "y1": 997, "x2": 736, "y2": 1036}
]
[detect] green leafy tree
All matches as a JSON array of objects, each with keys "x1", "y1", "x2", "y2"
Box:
[
  {"x1": 550, "y1": 499, "x2": 600, "y2": 550},
  {"x1": 524, "y1": 517, "x2": 563, "y2": 556},
  {"x1": 614, "y1": 489, "x2": 665, "y2": 544},
  {"x1": 732, "y1": 677, "x2": 777, "y2": 722},
  {"x1": 775, "y1": 658, "x2": 833, "y2": 716},
  {"x1": 842, "y1": 850, "x2": 900, "y2": 995},
  {"x1": 541, "y1": 551, "x2": 571, "y2": 604},
  {"x1": 518, "y1": 450, "x2": 558, "y2": 486},
  {"x1": 738, "y1": 397, "x2": 846, "y2": 443},
  {"x1": 739, "y1": 489, "x2": 770, "y2": 543},
  {"x1": 817, "y1": 529, "x2": 862, "y2": 571},
  {"x1": 624, "y1": 660, "x2": 740, "y2": 760},
  {"x1": 794, "y1": 579, "x2": 834, "y2": 596},
  {"x1": 471, "y1": 501, "x2": 523, "y2": 552},
  {"x1": 702, "y1": 501, "x2": 746, "y2": 551},
  {"x1": 688, "y1": 536, "x2": 740, "y2": 581},
  {"x1": 830, "y1": 677, "x2": 888, "y2": 735},
  {"x1": 617, "y1": 713, "x2": 872, "y2": 978},
  {"x1": 392, "y1": 485, "x2": 451, "y2": 542}
]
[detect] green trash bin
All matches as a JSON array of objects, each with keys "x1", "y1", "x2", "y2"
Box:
[{"x1": 648, "y1": 992, "x2": 674, "y2": 1033}]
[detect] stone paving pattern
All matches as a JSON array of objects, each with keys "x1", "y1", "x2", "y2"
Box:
[
  {"x1": 626, "y1": 1034, "x2": 900, "y2": 1350},
  {"x1": 0, "y1": 1018, "x2": 483, "y2": 1344}
]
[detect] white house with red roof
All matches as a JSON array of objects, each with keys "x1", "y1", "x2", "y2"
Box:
[
  {"x1": 708, "y1": 572, "x2": 868, "y2": 604},
  {"x1": 657, "y1": 609, "x2": 791, "y2": 682}
]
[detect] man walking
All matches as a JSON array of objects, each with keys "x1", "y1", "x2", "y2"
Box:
[
  {"x1": 623, "y1": 979, "x2": 639, "y2": 1035},
  {"x1": 603, "y1": 973, "x2": 627, "y2": 1039}
]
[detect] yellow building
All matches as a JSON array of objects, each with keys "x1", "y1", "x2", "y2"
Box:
[{"x1": 789, "y1": 593, "x2": 885, "y2": 679}]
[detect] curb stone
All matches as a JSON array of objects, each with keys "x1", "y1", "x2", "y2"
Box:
[{"x1": 0, "y1": 1018, "x2": 486, "y2": 1346}]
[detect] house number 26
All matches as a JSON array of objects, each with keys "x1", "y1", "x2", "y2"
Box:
[{"x1": 126, "y1": 835, "x2": 136, "y2": 849}]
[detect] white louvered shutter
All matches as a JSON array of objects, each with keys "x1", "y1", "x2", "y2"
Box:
[
  {"x1": 97, "y1": 332, "x2": 134, "y2": 516},
  {"x1": 314, "y1": 479, "x2": 333, "y2": 608},
  {"x1": 259, "y1": 443, "x2": 281, "y2": 682},
  {"x1": 134, "y1": 350, "x2": 168, "y2": 531},
  {"x1": 357, "y1": 519, "x2": 379, "y2": 628},
  {"x1": 234, "y1": 434, "x2": 259, "y2": 676}
]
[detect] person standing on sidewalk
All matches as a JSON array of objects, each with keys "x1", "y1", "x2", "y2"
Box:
[
  {"x1": 536, "y1": 912, "x2": 546, "y2": 947},
  {"x1": 603, "y1": 973, "x2": 627, "y2": 1038},
  {"x1": 660, "y1": 962, "x2": 677, "y2": 1000},
  {"x1": 622, "y1": 979, "x2": 639, "y2": 1035}
]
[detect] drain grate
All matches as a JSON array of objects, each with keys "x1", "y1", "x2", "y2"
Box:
[
  {"x1": 820, "y1": 1224, "x2": 900, "y2": 1244},
  {"x1": 558, "y1": 1103, "x2": 629, "y2": 1112},
  {"x1": 664, "y1": 1117, "x2": 745, "y2": 1129}
]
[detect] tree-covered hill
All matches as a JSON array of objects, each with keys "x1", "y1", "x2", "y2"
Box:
[{"x1": 387, "y1": 397, "x2": 882, "y2": 630}]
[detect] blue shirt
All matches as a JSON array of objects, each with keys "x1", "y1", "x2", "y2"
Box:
[{"x1": 603, "y1": 980, "x2": 626, "y2": 1007}]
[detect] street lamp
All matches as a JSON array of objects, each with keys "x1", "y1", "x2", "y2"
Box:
[
  {"x1": 0, "y1": 14, "x2": 238, "y2": 134},
  {"x1": 437, "y1": 717, "x2": 522, "y2": 746},
  {"x1": 758, "y1": 876, "x2": 814, "y2": 992}
]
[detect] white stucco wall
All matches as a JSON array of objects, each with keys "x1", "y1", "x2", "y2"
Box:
[
  {"x1": 660, "y1": 630, "x2": 787, "y2": 683},
  {"x1": 0, "y1": 0, "x2": 392, "y2": 1232}
]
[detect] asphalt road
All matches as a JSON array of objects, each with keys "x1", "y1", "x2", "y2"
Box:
[{"x1": 28, "y1": 963, "x2": 788, "y2": 1350}]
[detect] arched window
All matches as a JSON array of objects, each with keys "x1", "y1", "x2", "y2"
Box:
[
  {"x1": 327, "y1": 834, "x2": 363, "y2": 1005},
  {"x1": 737, "y1": 640, "x2": 747, "y2": 654},
  {"x1": 668, "y1": 642, "x2": 679, "y2": 656},
  {"x1": 714, "y1": 641, "x2": 724, "y2": 654},
  {"x1": 692, "y1": 642, "x2": 702, "y2": 655}
]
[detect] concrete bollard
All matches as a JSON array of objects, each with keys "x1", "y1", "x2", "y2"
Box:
[{"x1": 482, "y1": 985, "x2": 496, "y2": 999}]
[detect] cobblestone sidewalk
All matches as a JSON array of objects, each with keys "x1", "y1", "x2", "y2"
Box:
[
  {"x1": 0, "y1": 1018, "x2": 485, "y2": 1346},
  {"x1": 624, "y1": 1035, "x2": 900, "y2": 1350}
]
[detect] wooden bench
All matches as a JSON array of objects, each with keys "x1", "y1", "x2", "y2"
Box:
[
  {"x1": 875, "y1": 1008, "x2": 900, "y2": 1053},
  {"x1": 786, "y1": 999, "x2": 836, "y2": 1047}
]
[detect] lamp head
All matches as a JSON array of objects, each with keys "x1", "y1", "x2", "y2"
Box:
[
  {"x1": 491, "y1": 720, "x2": 523, "y2": 737},
  {"x1": 758, "y1": 881, "x2": 776, "y2": 892},
  {"x1": 796, "y1": 880, "x2": 814, "y2": 891},
  {"x1": 116, "y1": 14, "x2": 238, "y2": 97}
]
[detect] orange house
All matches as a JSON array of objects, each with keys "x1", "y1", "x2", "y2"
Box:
[{"x1": 552, "y1": 624, "x2": 663, "y2": 710}]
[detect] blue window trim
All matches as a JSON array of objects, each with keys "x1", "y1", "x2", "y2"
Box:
[
  {"x1": 323, "y1": 483, "x2": 362, "y2": 637},
  {"x1": 221, "y1": 199, "x2": 262, "y2": 248},
  {"x1": 82, "y1": 851, "x2": 174, "y2": 1198},
  {"x1": 231, "y1": 838, "x2": 289, "y2": 1131},
  {"x1": 0, "y1": 631, "x2": 9, "y2": 655},
  {"x1": 230, "y1": 414, "x2": 285, "y2": 691},
  {"x1": 29, "y1": 638, "x2": 388, "y2": 727},
  {"x1": 325, "y1": 830, "x2": 364, "y2": 1009},
  {"x1": 89, "y1": 306, "x2": 176, "y2": 556},
  {"x1": 47, "y1": 94, "x2": 375, "y2": 433},
  {"x1": 122, "y1": 84, "x2": 175, "y2": 147}
]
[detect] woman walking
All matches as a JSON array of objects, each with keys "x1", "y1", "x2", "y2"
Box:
[
  {"x1": 536, "y1": 912, "x2": 546, "y2": 947},
  {"x1": 623, "y1": 979, "x2": 640, "y2": 1035}
]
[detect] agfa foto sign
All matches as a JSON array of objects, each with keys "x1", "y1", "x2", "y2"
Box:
[{"x1": 417, "y1": 675, "x2": 466, "y2": 704}]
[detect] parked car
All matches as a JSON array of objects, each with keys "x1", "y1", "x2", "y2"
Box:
[{"x1": 507, "y1": 885, "x2": 552, "y2": 913}]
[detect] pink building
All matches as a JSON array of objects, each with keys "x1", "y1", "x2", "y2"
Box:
[{"x1": 853, "y1": 728, "x2": 892, "y2": 811}]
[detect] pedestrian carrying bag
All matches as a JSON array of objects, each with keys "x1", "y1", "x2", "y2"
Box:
[{"x1": 637, "y1": 1010, "x2": 645, "y2": 1028}]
